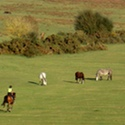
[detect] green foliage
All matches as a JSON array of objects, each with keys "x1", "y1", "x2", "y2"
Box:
[
  {"x1": 43, "y1": 33, "x2": 81, "y2": 54},
  {"x1": 0, "y1": 38, "x2": 42, "y2": 57},
  {"x1": 22, "y1": 32, "x2": 40, "y2": 44},
  {"x1": 93, "y1": 30, "x2": 125, "y2": 44},
  {"x1": 74, "y1": 10, "x2": 113, "y2": 35}
]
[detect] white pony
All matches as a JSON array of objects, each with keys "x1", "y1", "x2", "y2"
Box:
[
  {"x1": 39, "y1": 72, "x2": 47, "y2": 85},
  {"x1": 96, "y1": 69, "x2": 112, "y2": 81}
]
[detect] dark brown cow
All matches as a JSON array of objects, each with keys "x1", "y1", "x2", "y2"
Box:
[{"x1": 75, "y1": 72, "x2": 85, "y2": 84}]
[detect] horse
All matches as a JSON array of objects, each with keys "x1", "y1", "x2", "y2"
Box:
[
  {"x1": 1, "y1": 92, "x2": 16, "y2": 112},
  {"x1": 39, "y1": 72, "x2": 47, "y2": 85},
  {"x1": 75, "y1": 72, "x2": 85, "y2": 84},
  {"x1": 95, "y1": 69, "x2": 112, "y2": 81}
]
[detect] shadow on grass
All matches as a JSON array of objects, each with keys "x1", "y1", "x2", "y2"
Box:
[
  {"x1": 0, "y1": 109, "x2": 6, "y2": 113},
  {"x1": 63, "y1": 80, "x2": 76, "y2": 84},
  {"x1": 64, "y1": 78, "x2": 95, "y2": 84},
  {"x1": 85, "y1": 78, "x2": 95, "y2": 81},
  {"x1": 28, "y1": 81, "x2": 39, "y2": 85}
]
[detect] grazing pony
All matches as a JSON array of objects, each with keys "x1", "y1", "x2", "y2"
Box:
[
  {"x1": 95, "y1": 69, "x2": 112, "y2": 81},
  {"x1": 75, "y1": 72, "x2": 85, "y2": 84},
  {"x1": 39, "y1": 72, "x2": 47, "y2": 85},
  {"x1": 1, "y1": 92, "x2": 16, "y2": 112}
]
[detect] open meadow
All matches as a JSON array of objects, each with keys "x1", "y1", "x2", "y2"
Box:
[
  {"x1": 0, "y1": 44, "x2": 125, "y2": 125},
  {"x1": 0, "y1": 0, "x2": 125, "y2": 125}
]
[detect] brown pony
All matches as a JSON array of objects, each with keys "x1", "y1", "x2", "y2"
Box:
[
  {"x1": 1, "y1": 92, "x2": 16, "y2": 112},
  {"x1": 75, "y1": 72, "x2": 85, "y2": 84}
]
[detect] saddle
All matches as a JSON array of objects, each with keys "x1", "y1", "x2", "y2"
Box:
[{"x1": 1, "y1": 92, "x2": 16, "y2": 106}]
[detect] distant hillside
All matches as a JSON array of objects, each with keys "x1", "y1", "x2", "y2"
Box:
[{"x1": 0, "y1": 0, "x2": 125, "y2": 41}]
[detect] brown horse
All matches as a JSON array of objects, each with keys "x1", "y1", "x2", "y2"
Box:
[
  {"x1": 1, "y1": 92, "x2": 16, "y2": 112},
  {"x1": 75, "y1": 72, "x2": 85, "y2": 84}
]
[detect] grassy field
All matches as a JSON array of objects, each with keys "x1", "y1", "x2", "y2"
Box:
[
  {"x1": 0, "y1": 0, "x2": 125, "y2": 124},
  {"x1": 0, "y1": 44, "x2": 125, "y2": 125}
]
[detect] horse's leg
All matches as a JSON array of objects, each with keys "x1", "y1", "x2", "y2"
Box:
[
  {"x1": 1, "y1": 95, "x2": 8, "y2": 107},
  {"x1": 82, "y1": 79, "x2": 84, "y2": 84},
  {"x1": 40, "y1": 79, "x2": 43, "y2": 85},
  {"x1": 107, "y1": 76, "x2": 109, "y2": 80},
  {"x1": 43, "y1": 79, "x2": 47, "y2": 85},
  {"x1": 80, "y1": 78, "x2": 83, "y2": 84},
  {"x1": 79, "y1": 78, "x2": 83, "y2": 84},
  {"x1": 76, "y1": 78, "x2": 79, "y2": 83},
  {"x1": 100, "y1": 76, "x2": 102, "y2": 80},
  {"x1": 79, "y1": 79, "x2": 81, "y2": 84},
  {"x1": 77, "y1": 80, "x2": 79, "y2": 83},
  {"x1": 107, "y1": 73, "x2": 111, "y2": 80},
  {"x1": 39, "y1": 78, "x2": 43, "y2": 85},
  {"x1": 1, "y1": 100, "x2": 5, "y2": 107},
  {"x1": 1, "y1": 103, "x2": 5, "y2": 107},
  {"x1": 10, "y1": 104, "x2": 13, "y2": 111},
  {"x1": 77, "y1": 79, "x2": 79, "y2": 83},
  {"x1": 110, "y1": 74, "x2": 112, "y2": 80},
  {"x1": 96, "y1": 76, "x2": 98, "y2": 81},
  {"x1": 78, "y1": 78, "x2": 81, "y2": 83},
  {"x1": 108, "y1": 73, "x2": 112, "y2": 80},
  {"x1": 96, "y1": 74, "x2": 99, "y2": 81},
  {"x1": 81, "y1": 78, "x2": 83, "y2": 84},
  {"x1": 7, "y1": 104, "x2": 12, "y2": 112},
  {"x1": 7, "y1": 104, "x2": 10, "y2": 112}
]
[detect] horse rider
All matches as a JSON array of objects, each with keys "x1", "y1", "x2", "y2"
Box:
[{"x1": 1, "y1": 85, "x2": 14, "y2": 106}]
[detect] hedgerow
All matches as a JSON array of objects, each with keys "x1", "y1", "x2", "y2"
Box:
[{"x1": 0, "y1": 11, "x2": 125, "y2": 57}]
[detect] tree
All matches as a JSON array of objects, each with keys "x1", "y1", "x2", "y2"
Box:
[
  {"x1": 74, "y1": 10, "x2": 113, "y2": 35},
  {"x1": 3, "y1": 16, "x2": 38, "y2": 38}
]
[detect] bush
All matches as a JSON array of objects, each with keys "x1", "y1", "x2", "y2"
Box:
[
  {"x1": 74, "y1": 10, "x2": 113, "y2": 35},
  {"x1": 22, "y1": 32, "x2": 40, "y2": 44},
  {"x1": 0, "y1": 38, "x2": 42, "y2": 57},
  {"x1": 43, "y1": 33, "x2": 81, "y2": 54},
  {"x1": 3, "y1": 16, "x2": 38, "y2": 38}
]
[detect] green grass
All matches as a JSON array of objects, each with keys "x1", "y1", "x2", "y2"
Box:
[{"x1": 0, "y1": 44, "x2": 125, "y2": 125}]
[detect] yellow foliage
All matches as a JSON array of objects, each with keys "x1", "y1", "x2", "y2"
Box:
[
  {"x1": 4, "y1": 16, "x2": 38, "y2": 37},
  {"x1": 110, "y1": 31, "x2": 117, "y2": 37}
]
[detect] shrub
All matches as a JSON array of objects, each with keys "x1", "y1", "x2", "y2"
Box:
[
  {"x1": 3, "y1": 16, "x2": 38, "y2": 38},
  {"x1": 0, "y1": 38, "x2": 42, "y2": 57},
  {"x1": 74, "y1": 10, "x2": 113, "y2": 35},
  {"x1": 44, "y1": 33, "x2": 81, "y2": 54},
  {"x1": 22, "y1": 32, "x2": 39, "y2": 44}
]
